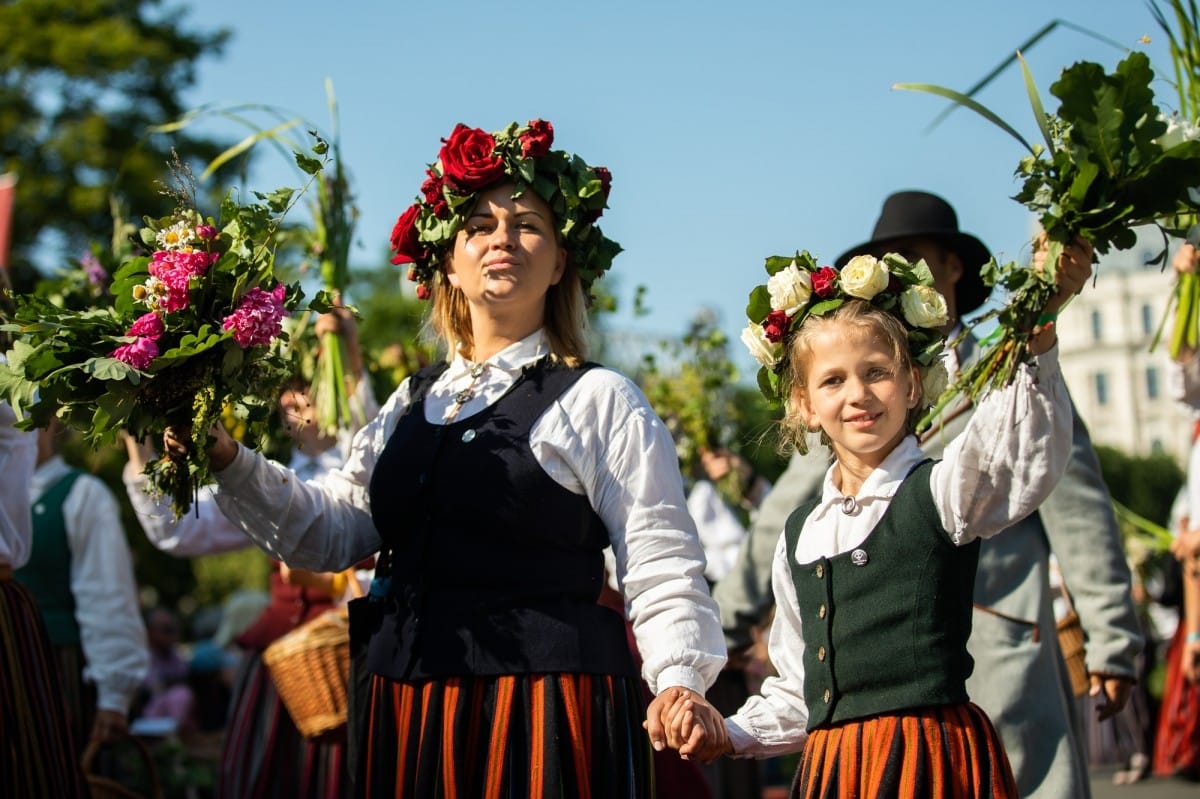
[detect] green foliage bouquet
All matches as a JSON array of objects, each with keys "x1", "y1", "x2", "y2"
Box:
[
  {"x1": 899, "y1": 50, "x2": 1200, "y2": 418},
  {"x1": 0, "y1": 163, "x2": 320, "y2": 516}
]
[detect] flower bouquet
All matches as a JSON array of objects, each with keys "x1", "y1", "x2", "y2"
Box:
[
  {"x1": 0, "y1": 159, "x2": 321, "y2": 516},
  {"x1": 897, "y1": 50, "x2": 1200, "y2": 419}
]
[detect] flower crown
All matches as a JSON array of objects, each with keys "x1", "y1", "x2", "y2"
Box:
[
  {"x1": 388, "y1": 119, "x2": 621, "y2": 301},
  {"x1": 742, "y1": 250, "x2": 950, "y2": 405}
]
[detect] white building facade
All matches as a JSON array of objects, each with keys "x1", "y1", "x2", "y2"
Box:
[{"x1": 1052, "y1": 236, "x2": 1193, "y2": 466}]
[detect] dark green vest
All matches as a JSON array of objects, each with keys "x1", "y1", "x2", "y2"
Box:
[
  {"x1": 15, "y1": 469, "x2": 83, "y2": 646},
  {"x1": 784, "y1": 460, "x2": 979, "y2": 729}
]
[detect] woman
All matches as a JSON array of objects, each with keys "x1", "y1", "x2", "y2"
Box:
[
  {"x1": 0, "y1": 274, "x2": 91, "y2": 797},
  {"x1": 185, "y1": 119, "x2": 725, "y2": 795}
]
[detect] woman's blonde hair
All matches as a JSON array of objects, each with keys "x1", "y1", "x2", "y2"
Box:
[{"x1": 779, "y1": 299, "x2": 924, "y2": 454}]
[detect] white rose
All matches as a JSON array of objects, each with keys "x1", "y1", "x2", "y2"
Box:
[
  {"x1": 920, "y1": 360, "x2": 949, "y2": 407},
  {"x1": 767, "y1": 263, "x2": 813, "y2": 314},
  {"x1": 840, "y1": 254, "x2": 890, "y2": 300},
  {"x1": 741, "y1": 322, "x2": 781, "y2": 369},
  {"x1": 900, "y1": 285, "x2": 949, "y2": 329},
  {"x1": 1155, "y1": 113, "x2": 1200, "y2": 151}
]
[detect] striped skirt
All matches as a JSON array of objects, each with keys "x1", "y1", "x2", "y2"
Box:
[
  {"x1": 0, "y1": 576, "x2": 91, "y2": 798},
  {"x1": 218, "y1": 650, "x2": 349, "y2": 799},
  {"x1": 360, "y1": 671, "x2": 654, "y2": 798},
  {"x1": 794, "y1": 703, "x2": 1017, "y2": 799}
]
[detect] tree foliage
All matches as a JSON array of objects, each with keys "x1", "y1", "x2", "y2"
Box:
[
  {"x1": 1094, "y1": 444, "x2": 1184, "y2": 526},
  {"x1": 0, "y1": 0, "x2": 232, "y2": 272}
]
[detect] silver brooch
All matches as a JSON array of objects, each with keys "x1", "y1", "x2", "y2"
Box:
[
  {"x1": 851, "y1": 548, "x2": 869, "y2": 566},
  {"x1": 840, "y1": 495, "x2": 858, "y2": 515}
]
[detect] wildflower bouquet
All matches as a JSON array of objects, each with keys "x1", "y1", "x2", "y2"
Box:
[
  {"x1": 898, "y1": 50, "x2": 1200, "y2": 413},
  {"x1": 0, "y1": 161, "x2": 321, "y2": 516}
]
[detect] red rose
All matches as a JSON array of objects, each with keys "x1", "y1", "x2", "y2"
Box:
[
  {"x1": 438, "y1": 124, "x2": 505, "y2": 191},
  {"x1": 763, "y1": 309, "x2": 790, "y2": 343},
  {"x1": 584, "y1": 166, "x2": 613, "y2": 223},
  {"x1": 812, "y1": 266, "x2": 838, "y2": 298},
  {"x1": 389, "y1": 205, "x2": 423, "y2": 266},
  {"x1": 520, "y1": 119, "x2": 555, "y2": 158},
  {"x1": 420, "y1": 170, "x2": 448, "y2": 217}
]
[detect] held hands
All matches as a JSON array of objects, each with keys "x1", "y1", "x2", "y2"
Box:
[
  {"x1": 643, "y1": 686, "x2": 731, "y2": 764},
  {"x1": 1088, "y1": 673, "x2": 1133, "y2": 721}
]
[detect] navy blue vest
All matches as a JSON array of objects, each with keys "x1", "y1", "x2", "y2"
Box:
[{"x1": 365, "y1": 358, "x2": 637, "y2": 681}]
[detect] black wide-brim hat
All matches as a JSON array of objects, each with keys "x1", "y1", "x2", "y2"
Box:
[{"x1": 834, "y1": 190, "x2": 992, "y2": 316}]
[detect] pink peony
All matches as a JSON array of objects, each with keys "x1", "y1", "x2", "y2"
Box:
[
  {"x1": 111, "y1": 337, "x2": 159, "y2": 370},
  {"x1": 222, "y1": 284, "x2": 288, "y2": 348},
  {"x1": 127, "y1": 312, "x2": 164, "y2": 339},
  {"x1": 195, "y1": 224, "x2": 218, "y2": 240}
]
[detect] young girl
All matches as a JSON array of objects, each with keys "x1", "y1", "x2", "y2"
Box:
[{"x1": 650, "y1": 241, "x2": 1093, "y2": 796}]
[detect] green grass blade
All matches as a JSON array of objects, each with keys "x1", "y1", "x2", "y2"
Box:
[
  {"x1": 894, "y1": 83, "x2": 1035, "y2": 153},
  {"x1": 199, "y1": 119, "x2": 303, "y2": 181},
  {"x1": 1018, "y1": 52, "x2": 1057, "y2": 154}
]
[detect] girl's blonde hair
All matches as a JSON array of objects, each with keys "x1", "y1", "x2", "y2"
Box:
[
  {"x1": 426, "y1": 249, "x2": 589, "y2": 367},
  {"x1": 779, "y1": 299, "x2": 924, "y2": 454}
]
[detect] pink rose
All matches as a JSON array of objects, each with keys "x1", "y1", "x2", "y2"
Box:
[
  {"x1": 195, "y1": 225, "x2": 218, "y2": 240},
  {"x1": 112, "y1": 337, "x2": 159, "y2": 370},
  {"x1": 762, "y1": 309, "x2": 790, "y2": 343},
  {"x1": 520, "y1": 119, "x2": 555, "y2": 158},
  {"x1": 812, "y1": 266, "x2": 838, "y2": 299},
  {"x1": 389, "y1": 205, "x2": 424, "y2": 266},
  {"x1": 127, "y1": 312, "x2": 164, "y2": 339},
  {"x1": 438, "y1": 124, "x2": 505, "y2": 191}
]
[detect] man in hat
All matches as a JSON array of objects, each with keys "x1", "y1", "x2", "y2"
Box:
[{"x1": 714, "y1": 190, "x2": 1142, "y2": 798}]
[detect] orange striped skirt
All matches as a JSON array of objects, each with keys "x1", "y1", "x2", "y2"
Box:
[
  {"x1": 360, "y1": 671, "x2": 653, "y2": 798},
  {"x1": 794, "y1": 703, "x2": 1017, "y2": 799}
]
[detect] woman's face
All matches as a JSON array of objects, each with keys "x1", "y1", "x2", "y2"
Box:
[
  {"x1": 445, "y1": 183, "x2": 566, "y2": 319},
  {"x1": 793, "y1": 320, "x2": 918, "y2": 470}
]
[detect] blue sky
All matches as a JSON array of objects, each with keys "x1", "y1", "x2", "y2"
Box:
[{"x1": 179, "y1": 1, "x2": 1178, "y2": 375}]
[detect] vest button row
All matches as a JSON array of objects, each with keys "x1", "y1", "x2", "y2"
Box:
[
  {"x1": 817, "y1": 646, "x2": 826, "y2": 661},
  {"x1": 815, "y1": 564, "x2": 824, "y2": 579},
  {"x1": 822, "y1": 688, "x2": 831, "y2": 704},
  {"x1": 818, "y1": 604, "x2": 827, "y2": 619}
]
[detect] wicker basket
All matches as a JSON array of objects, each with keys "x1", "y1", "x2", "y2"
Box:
[
  {"x1": 80, "y1": 733, "x2": 163, "y2": 799},
  {"x1": 262, "y1": 606, "x2": 352, "y2": 739},
  {"x1": 1056, "y1": 598, "x2": 1090, "y2": 697}
]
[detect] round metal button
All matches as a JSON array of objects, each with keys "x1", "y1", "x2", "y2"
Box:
[
  {"x1": 462, "y1": 429, "x2": 477, "y2": 443},
  {"x1": 823, "y1": 688, "x2": 831, "y2": 703},
  {"x1": 818, "y1": 604, "x2": 827, "y2": 619},
  {"x1": 851, "y1": 548, "x2": 869, "y2": 566},
  {"x1": 817, "y1": 646, "x2": 826, "y2": 661},
  {"x1": 815, "y1": 564, "x2": 824, "y2": 579}
]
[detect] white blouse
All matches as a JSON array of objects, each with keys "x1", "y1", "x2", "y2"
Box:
[
  {"x1": 727, "y1": 346, "x2": 1072, "y2": 758},
  {"x1": 210, "y1": 329, "x2": 727, "y2": 696},
  {"x1": 0, "y1": 385, "x2": 36, "y2": 568},
  {"x1": 31, "y1": 456, "x2": 149, "y2": 713}
]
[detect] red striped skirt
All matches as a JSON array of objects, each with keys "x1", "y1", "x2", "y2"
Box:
[
  {"x1": 361, "y1": 671, "x2": 653, "y2": 798},
  {"x1": 794, "y1": 703, "x2": 1017, "y2": 799},
  {"x1": 0, "y1": 576, "x2": 91, "y2": 798},
  {"x1": 1152, "y1": 623, "x2": 1200, "y2": 778},
  {"x1": 218, "y1": 651, "x2": 348, "y2": 799}
]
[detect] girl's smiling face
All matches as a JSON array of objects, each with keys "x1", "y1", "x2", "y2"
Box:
[{"x1": 793, "y1": 318, "x2": 919, "y2": 471}]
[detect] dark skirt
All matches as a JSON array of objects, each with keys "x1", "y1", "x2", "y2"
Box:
[
  {"x1": 794, "y1": 703, "x2": 1017, "y2": 799},
  {"x1": 0, "y1": 576, "x2": 91, "y2": 798},
  {"x1": 360, "y1": 671, "x2": 654, "y2": 798},
  {"x1": 218, "y1": 650, "x2": 348, "y2": 799}
]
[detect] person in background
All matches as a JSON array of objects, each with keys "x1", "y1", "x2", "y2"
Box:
[
  {"x1": 710, "y1": 191, "x2": 1142, "y2": 798},
  {"x1": 656, "y1": 234, "x2": 1093, "y2": 796},
  {"x1": 123, "y1": 308, "x2": 377, "y2": 799},
  {"x1": 179, "y1": 119, "x2": 726, "y2": 795},
  {"x1": 1156, "y1": 239, "x2": 1200, "y2": 780},
  {"x1": 136, "y1": 606, "x2": 196, "y2": 734},
  {"x1": 0, "y1": 278, "x2": 91, "y2": 796},
  {"x1": 16, "y1": 417, "x2": 148, "y2": 751}
]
